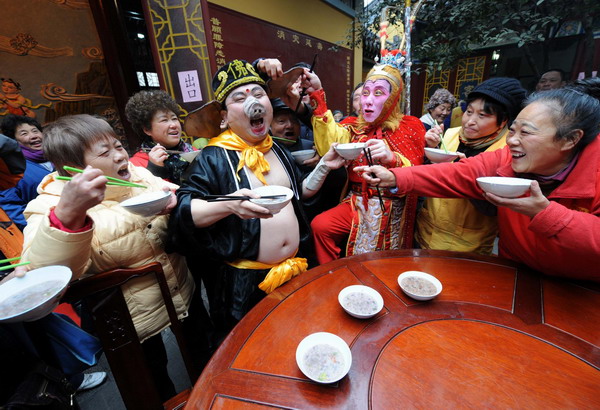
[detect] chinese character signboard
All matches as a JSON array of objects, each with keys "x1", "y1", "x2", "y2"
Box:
[
  {"x1": 206, "y1": 4, "x2": 353, "y2": 115},
  {"x1": 177, "y1": 70, "x2": 203, "y2": 103}
]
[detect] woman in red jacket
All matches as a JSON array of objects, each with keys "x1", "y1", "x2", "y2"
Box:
[{"x1": 356, "y1": 78, "x2": 600, "y2": 281}]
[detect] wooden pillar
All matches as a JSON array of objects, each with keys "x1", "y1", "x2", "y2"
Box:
[{"x1": 88, "y1": 0, "x2": 141, "y2": 149}]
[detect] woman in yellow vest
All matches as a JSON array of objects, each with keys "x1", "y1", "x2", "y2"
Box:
[{"x1": 416, "y1": 78, "x2": 527, "y2": 254}]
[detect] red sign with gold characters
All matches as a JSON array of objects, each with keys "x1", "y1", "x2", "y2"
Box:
[{"x1": 207, "y1": 4, "x2": 354, "y2": 115}]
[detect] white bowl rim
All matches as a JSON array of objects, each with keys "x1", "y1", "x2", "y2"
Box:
[
  {"x1": 424, "y1": 147, "x2": 459, "y2": 156},
  {"x1": 335, "y1": 142, "x2": 366, "y2": 150},
  {"x1": 120, "y1": 190, "x2": 171, "y2": 207},
  {"x1": 180, "y1": 150, "x2": 201, "y2": 162},
  {"x1": 338, "y1": 285, "x2": 384, "y2": 319},
  {"x1": 249, "y1": 185, "x2": 294, "y2": 202},
  {"x1": 295, "y1": 332, "x2": 352, "y2": 384},
  {"x1": 476, "y1": 176, "x2": 533, "y2": 186},
  {"x1": 397, "y1": 270, "x2": 443, "y2": 300},
  {"x1": 291, "y1": 149, "x2": 316, "y2": 156},
  {"x1": 0, "y1": 265, "x2": 72, "y2": 321}
]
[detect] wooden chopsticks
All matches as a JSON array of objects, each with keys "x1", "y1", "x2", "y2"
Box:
[
  {"x1": 62, "y1": 166, "x2": 147, "y2": 189},
  {"x1": 363, "y1": 147, "x2": 386, "y2": 212}
]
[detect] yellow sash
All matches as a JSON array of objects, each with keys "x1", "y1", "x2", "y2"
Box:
[
  {"x1": 208, "y1": 129, "x2": 273, "y2": 185},
  {"x1": 226, "y1": 251, "x2": 308, "y2": 294}
]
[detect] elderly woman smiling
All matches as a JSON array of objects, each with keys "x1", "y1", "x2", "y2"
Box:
[
  {"x1": 419, "y1": 88, "x2": 456, "y2": 130},
  {"x1": 126, "y1": 90, "x2": 195, "y2": 184},
  {"x1": 356, "y1": 78, "x2": 600, "y2": 280}
]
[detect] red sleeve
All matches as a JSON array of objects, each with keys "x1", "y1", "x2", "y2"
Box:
[
  {"x1": 529, "y1": 198, "x2": 600, "y2": 253},
  {"x1": 129, "y1": 151, "x2": 149, "y2": 168},
  {"x1": 49, "y1": 208, "x2": 93, "y2": 233},
  {"x1": 391, "y1": 147, "x2": 509, "y2": 198},
  {"x1": 309, "y1": 89, "x2": 328, "y2": 117}
]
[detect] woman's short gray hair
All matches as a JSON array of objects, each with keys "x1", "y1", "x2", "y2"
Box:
[{"x1": 426, "y1": 88, "x2": 457, "y2": 112}]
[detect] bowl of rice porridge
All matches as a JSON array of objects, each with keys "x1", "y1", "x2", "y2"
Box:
[
  {"x1": 296, "y1": 332, "x2": 352, "y2": 384},
  {"x1": 338, "y1": 285, "x2": 384, "y2": 319},
  {"x1": 397, "y1": 271, "x2": 442, "y2": 301},
  {"x1": 249, "y1": 185, "x2": 293, "y2": 214},
  {"x1": 0, "y1": 265, "x2": 72, "y2": 323}
]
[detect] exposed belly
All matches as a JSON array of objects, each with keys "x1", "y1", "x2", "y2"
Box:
[{"x1": 257, "y1": 203, "x2": 299, "y2": 264}]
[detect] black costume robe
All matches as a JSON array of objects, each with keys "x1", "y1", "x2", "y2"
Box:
[{"x1": 169, "y1": 141, "x2": 312, "y2": 332}]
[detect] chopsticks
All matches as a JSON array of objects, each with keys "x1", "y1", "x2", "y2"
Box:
[
  {"x1": 294, "y1": 53, "x2": 318, "y2": 113},
  {"x1": 363, "y1": 147, "x2": 386, "y2": 212},
  {"x1": 140, "y1": 147, "x2": 185, "y2": 154},
  {"x1": 0, "y1": 261, "x2": 30, "y2": 272},
  {"x1": 56, "y1": 176, "x2": 143, "y2": 187},
  {"x1": 201, "y1": 194, "x2": 287, "y2": 202},
  {"x1": 62, "y1": 166, "x2": 147, "y2": 189},
  {"x1": 0, "y1": 256, "x2": 30, "y2": 273},
  {"x1": 0, "y1": 256, "x2": 21, "y2": 264},
  {"x1": 272, "y1": 136, "x2": 296, "y2": 144},
  {"x1": 435, "y1": 123, "x2": 449, "y2": 153}
]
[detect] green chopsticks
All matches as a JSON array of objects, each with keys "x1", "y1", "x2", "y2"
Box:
[
  {"x1": 55, "y1": 176, "x2": 141, "y2": 187},
  {"x1": 439, "y1": 136, "x2": 449, "y2": 154},
  {"x1": 62, "y1": 166, "x2": 147, "y2": 188},
  {"x1": 0, "y1": 261, "x2": 30, "y2": 272},
  {"x1": 0, "y1": 256, "x2": 21, "y2": 264},
  {"x1": 272, "y1": 136, "x2": 296, "y2": 144},
  {"x1": 435, "y1": 123, "x2": 449, "y2": 154},
  {"x1": 0, "y1": 257, "x2": 30, "y2": 273}
]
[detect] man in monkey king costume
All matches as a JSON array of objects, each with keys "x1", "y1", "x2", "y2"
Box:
[{"x1": 306, "y1": 50, "x2": 426, "y2": 263}]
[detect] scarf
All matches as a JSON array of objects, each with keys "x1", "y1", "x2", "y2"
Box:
[
  {"x1": 20, "y1": 145, "x2": 46, "y2": 163},
  {"x1": 207, "y1": 129, "x2": 273, "y2": 185},
  {"x1": 226, "y1": 250, "x2": 307, "y2": 294},
  {"x1": 140, "y1": 139, "x2": 193, "y2": 183},
  {"x1": 458, "y1": 126, "x2": 508, "y2": 150}
]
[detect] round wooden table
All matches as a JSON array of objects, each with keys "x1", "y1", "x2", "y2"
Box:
[{"x1": 186, "y1": 250, "x2": 600, "y2": 409}]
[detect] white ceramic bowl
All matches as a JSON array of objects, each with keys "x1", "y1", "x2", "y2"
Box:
[
  {"x1": 424, "y1": 147, "x2": 459, "y2": 163},
  {"x1": 120, "y1": 191, "x2": 171, "y2": 217},
  {"x1": 334, "y1": 143, "x2": 367, "y2": 160},
  {"x1": 179, "y1": 150, "x2": 201, "y2": 163},
  {"x1": 476, "y1": 177, "x2": 533, "y2": 198},
  {"x1": 0, "y1": 265, "x2": 72, "y2": 323},
  {"x1": 249, "y1": 185, "x2": 293, "y2": 214},
  {"x1": 398, "y1": 271, "x2": 443, "y2": 301},
  {"x1": 296, "y1": 332, "x2": 352, "y2": 384},
  {"x1": 338, "y1": 285, "x2": 384, "y2": 319},
  {"x1": 291, "y1": 149, "x2": 316, "y2": 165}
]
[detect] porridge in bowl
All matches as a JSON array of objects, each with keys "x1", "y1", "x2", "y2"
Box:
[{"x1": 338, "y1": 285, "x2": 384, "y2": 318}]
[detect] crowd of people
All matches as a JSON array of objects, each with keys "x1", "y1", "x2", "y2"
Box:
[{"x1": 1, "y1": 52, "x2": 598, "y2": 406}]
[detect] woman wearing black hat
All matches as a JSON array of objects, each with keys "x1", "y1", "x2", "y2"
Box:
[{"x1": 416, "y1": 77, "x2": 527, "y2": 254}]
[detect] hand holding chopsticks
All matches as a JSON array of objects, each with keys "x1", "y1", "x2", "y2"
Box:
[
  {"x1": 62, "y1": 166, "x2": 147, "y2": 188},
  {"x1": 295, "y1": 54, "x2": 318, "y2": 113},
  {"x1": 363, "y1": 147, "x2": 386, "y2": 212}
]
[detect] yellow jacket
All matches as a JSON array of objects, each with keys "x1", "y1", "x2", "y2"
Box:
[
  {"x1": 415, "y1": 127, "x2": 506, "y2": 255},
  {"x1": 22, "y1": 164, "x2": 195, "y2": 342}
]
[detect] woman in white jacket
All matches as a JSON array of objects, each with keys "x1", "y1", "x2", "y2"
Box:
[{"x1": 21, "y1": 114, "x2": 212, "y2": 401}]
